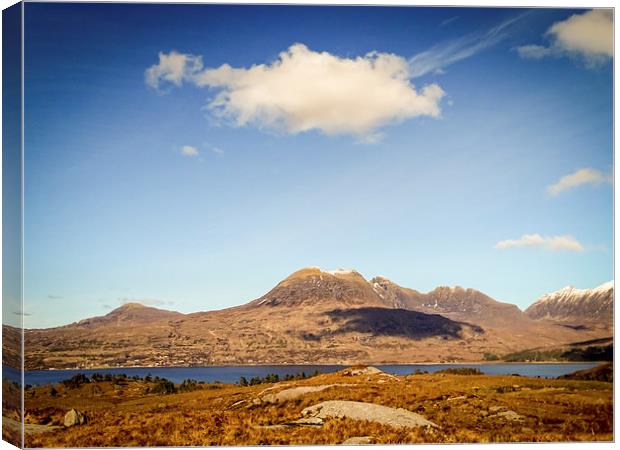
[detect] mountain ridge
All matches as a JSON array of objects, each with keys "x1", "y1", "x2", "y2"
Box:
[
  {"x1": 13, "y1": 268, "x2": 613, "y2": 370},
  {"x1": 525, "y1": 281, "x2": 613, "y2": 326}
]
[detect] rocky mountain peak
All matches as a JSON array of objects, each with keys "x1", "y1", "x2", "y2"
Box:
[
  {"x1": 74, "y1": 303, "x2": 182, "y2": 328},
  {"x1": 525, "y1": 281, "x2": 614, "y2": 325},
  {"x1": 251, "y1": 267, "x2": 384, "y2": 308},
  {"x1": 20, "y1": 267, "x2": 613, "y2": 371},
  {"x1": 116, "y1": 302, "x2": 149, "y2": 310}
]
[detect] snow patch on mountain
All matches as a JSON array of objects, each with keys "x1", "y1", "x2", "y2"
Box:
[
  {"x1": 525, "y1": 281, "x2": 613, "y2": 324},
  {"x1": 326, "y1": 269, "x2": 357, "y2": 275},
  {"x1": 535, "y1": 281, "x2": 613, "y2": 304}
]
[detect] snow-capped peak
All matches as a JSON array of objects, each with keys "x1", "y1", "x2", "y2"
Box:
[
  {"x1": 326, "y1": 268, "x2": 356, "y2": 275},
  {"x1": 525, "y1": 280, "x2": 614, "y2": 323},
  {"x1": 301, "y1": 266, "x2": 360, "y2": 276},
  {"x1": 594, "y1": 280, "x2": 614, "y2": 293},
  {"x1": 539, "y1": 281, "x2": 614, "y2": 303}
]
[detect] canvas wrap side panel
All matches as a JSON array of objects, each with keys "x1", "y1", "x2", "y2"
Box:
[{"x1": 3, "y1": 2, "x2": 24, "y2": 448}]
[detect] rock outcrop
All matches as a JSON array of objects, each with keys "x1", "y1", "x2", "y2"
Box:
[
  {"x1": 300, "y1": 400, "x2": 437, "y2": 428},
  {"x1": 63, "y1": 409, "x2": 87, "y2": 427}
]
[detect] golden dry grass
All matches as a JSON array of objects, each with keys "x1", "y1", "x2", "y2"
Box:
[
  {"x1": 23, "y1": 369, "x2": 612, "y2": 447},
  {"x1": 3, "y1": 379, "x2": 22, "y2": 446}
]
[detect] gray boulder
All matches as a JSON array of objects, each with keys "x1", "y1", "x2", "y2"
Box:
[
  {"x1": 64, "y1": 409, "x2": 88, "y2": 427},
  {"x1": 301, "y1": 400, "x2": 437, "y2": 429},
  {"x1": 343, "y1": 436, "x2": 374, "y2": 445}
]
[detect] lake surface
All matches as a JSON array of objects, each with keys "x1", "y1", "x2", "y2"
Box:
[{"x1": 4, "y1": 362, "x2": 601, "y2": 386}]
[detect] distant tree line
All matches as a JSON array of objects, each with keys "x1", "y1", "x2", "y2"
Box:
[
  {"x1": 502, "y1": 344, "x2": 613, "y2": 363},
  {"x1": 238, "y1": 370, "x2": 320, "y2": 387},
  {"x1": 146, "y1": 378, "x2": 176, "y2": 395},
  {"x1": 55, "y1": 372, "x2": 209, "y2": 395},
  {"x1": 436, "y1": 367, "x2": 483, "y2": 376},
  {"x1": 53, "y1": 368, "x2": 324, "y2": 395}
]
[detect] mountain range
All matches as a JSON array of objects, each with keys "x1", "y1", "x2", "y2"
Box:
[
  {"x1": 8, "y1": 268, "x2": 613, "y2": 370},
  {"x1": 525, "y1": 281, "x2": 614, "y2": 325}
]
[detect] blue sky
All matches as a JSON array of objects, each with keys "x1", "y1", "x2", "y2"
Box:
[{"x1": 20, "y1": 4, "x2": 613, "y2": 328}]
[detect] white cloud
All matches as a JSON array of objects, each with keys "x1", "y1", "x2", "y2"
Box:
[
  {"x1": 516, "y1": 44, "x2": 553, "y2": 59},
  {"x1": 549, "y1": 9, "x2": 613, "y2": 60},
  {"x1": 495, "y1": 233, "x2": 584, "y2": 252},
  {"x1": 409, "y1": 12, "x2": 528, "y2": 78},
  {"x1": 180, "y1": 145, "x2": 199, "y2": 157},
  {"x1": 146, "y1": 44, "x2": 445, "y2": 139},
  {"x1": 210, "y1": 147, "x2": 225, "y2": 156},
  {"x1": 517, "y1": 9, "x2": 613, "y2": 66},
  {"x1": 145, "y1": 51, "x2": 204, "y2": 90},
  {"x1": 547, "y1": 168, "x2": 612, "y2": 196}
]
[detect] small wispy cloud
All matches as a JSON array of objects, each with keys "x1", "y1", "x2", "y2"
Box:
[
  {"x1": 210, "y1": 146, "x2": 225, "y2": 156},
  {"x1": 47, "y1": 294, "x2": 63, "y2": 300},
  {"x1": 409, "y1": 12, "x2": 530, "y2": 78},
  {"x1": 440, "y1": 16, "x2": 459, "y2": 27},
  {"x1": 495, "y1": 233, "x2": 584, "y2": 252},
  {"x1": 356, "y1": 132, "x2": 385, "y2": 145},
  {"x1": 516, "y1": 44, "x2": 554, "y2": 59},
  {"x1": 517, "y1": 9, "x2": 613, "y2": 67},
  {"x1": 13, "y1": 310, "x2": 32, "y2": 316},
  {"x1": 145, "y1": 51, "x2": 204, "y2": 91},
  {"x1": 180, "y1": 145, "x2": 199, "y2": 157},
  {"x1": 547, "y1": 168, "x2": 612, "y2": 196}
]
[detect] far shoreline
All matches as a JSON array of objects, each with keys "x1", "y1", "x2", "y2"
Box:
[{"x1": 20, "y1": 360, "x2": 610, "y2": 372}]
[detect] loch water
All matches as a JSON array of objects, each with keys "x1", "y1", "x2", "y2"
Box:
[{"x1": 6, "y1": 362, "x2": 601, "y2": 386}]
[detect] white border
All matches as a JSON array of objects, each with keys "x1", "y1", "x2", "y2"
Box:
[{"x1": 0, "y1": 1, "x2": 616, "y2": 450}]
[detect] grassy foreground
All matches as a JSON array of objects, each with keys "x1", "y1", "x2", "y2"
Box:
[{"x1": 20, "y1": 366, "x2": 613, "y2": 447}]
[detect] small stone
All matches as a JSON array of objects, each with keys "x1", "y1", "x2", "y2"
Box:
[
  {"x1": 258, "y1": 424, "x2": 289, "y2": 430},
  {"x1": 292, "y1": 417, "x2": 324, "y2": 426},
  {"x1": 490, "y1": 410, "x2": 525, "y2": 422},
  {"x1": 63, "y1": 409, "x2": 87, "y2": 427},
  {"x1": 342, "y1": 436, "x2": 373, "y2": 445}
]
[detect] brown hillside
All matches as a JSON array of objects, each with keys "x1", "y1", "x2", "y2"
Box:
[{"x1": 19, "y1": 268, "x2": 612, "y2": 370}]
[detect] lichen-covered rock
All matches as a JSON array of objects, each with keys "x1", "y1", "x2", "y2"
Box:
[
  {"x1": 261, "y1": 385, "x2": 334, "y2": 404},
  {"x1": 342, "y1": 436, "x2": 374, "y2": 445},
  {"x1": 64, "y1": 409, "x2": 87, "y2": 427},
  {"x1": 341, "y1": 366, "x2": 384, "y2": 376},
  {"x1": 301, "y1": 400, "x2": 437, "y2": 428}
]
